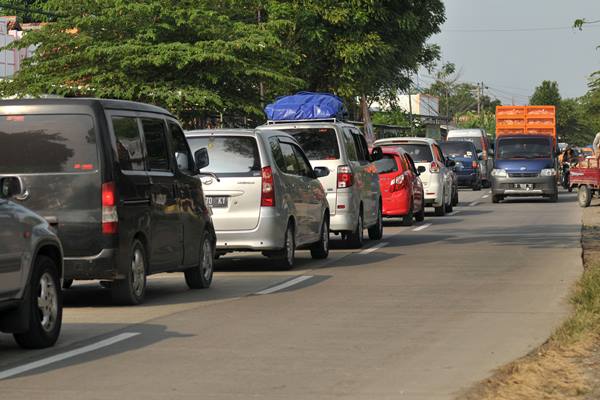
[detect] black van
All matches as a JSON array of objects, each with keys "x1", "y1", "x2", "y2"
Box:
[{"x1": 0, "y1": 99, "x2": 216, "y2": 305}]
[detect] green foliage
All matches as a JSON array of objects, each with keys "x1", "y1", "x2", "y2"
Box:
[
  {"x1": 371, "y1": 108, "x2": 411, "y2": 127},
  {"x1": 455, "y1": 111, "x2": 496, "y2": 137},
  {"x1": 0, "y1": 1, "x2": 53, "y2": 22},
  {"x1": 530, "y1": 80, "x2": 561, "y2": 107}
]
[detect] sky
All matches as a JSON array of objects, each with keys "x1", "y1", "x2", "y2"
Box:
[{"x1": 422, "y1": 0, "x2": 600, "y2": 104}]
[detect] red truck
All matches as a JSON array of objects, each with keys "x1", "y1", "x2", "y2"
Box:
[{"x1": 569, "y1": 157, "x2": 600, "y2": 207}]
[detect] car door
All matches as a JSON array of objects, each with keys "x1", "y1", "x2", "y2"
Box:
[
  {"x1": 432, "y1": 144, "x2": 451, "y2": 202},
  {"x1": 405, "y1": 154, "x2": 424, "y2": 211},
  {"x1": 0, "y1": 200, "x2": 25, "y2": 301},
  {"x1": 351, "y1": 129, "x2": 377, "y2": 225},
  {"x1": 140, "y1": 116, "x2": 183, "y2": 271}
]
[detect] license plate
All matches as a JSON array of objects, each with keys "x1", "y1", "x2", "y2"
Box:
[
  {"x1": 205, "y1": 196, "x2": 228, "y2": 208},
  {"x1": 514, "y1": 184, "x2": 533, "y2": 190}
]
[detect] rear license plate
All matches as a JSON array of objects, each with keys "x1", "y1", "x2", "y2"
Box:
[
  {"x1": 206, "y1": 196, "x2": 228, "y2": 208},
  {"x1": 514, "y1": 184, "x2": 534, "y2": 190}
]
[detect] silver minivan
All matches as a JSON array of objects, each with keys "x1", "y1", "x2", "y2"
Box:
[
  {"x1": 185, "y1": 129, "x2": 330, "y2": 268},
  {"x1": 0, "y1": 176, "x2": 63, "y2": 348},
  {"x1": 258, "y1": 121, "x2": 383, "y2": 248}
]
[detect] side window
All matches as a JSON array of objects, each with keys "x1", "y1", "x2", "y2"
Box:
[
  {"x1": 292, "y1": 144, "x2": 314, "y2": 178},
  {"x1": 433, "y1": 145, "x2": 444, "y2": 163},
  {"x1": 112, "y1": 116, "x2": 144, "y2": 171},
  {"x1": 399, "y1": 155, "x2": 410, "y2": 172},
  {"x1": 279, "y1": 142, "x2": 300, "y2": 175},
  {"x1": 357, "y1": 134, "x2": 371, "y2": 163},
  {"x1": 269, "y1": 137, "x2": 285, "y2": 170},
  {"x1": 405, "y1": 154, "x2": 418, "y2": 174},
  {"x1": 141, "y1": 118, "x2": 170, "y2": 172},
  {"x1": 351, "y1": 134, "x2": 368, "y2": 162},
  {"x1": 343, "y1": 128, "x2": 358, "y2": 162},
  {"x1": 168, "y1": 121, "x2": 193, "y2": 175}
]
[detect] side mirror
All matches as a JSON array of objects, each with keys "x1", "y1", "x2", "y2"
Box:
[
  {"x1": 0, "y1": 176, "x2": 25, "y2": 199},
  {"x1": 194, "y1": 148, "x2": 209, "y2": 171},
  {"x1": 313, "y1": 166, "x2": 330, "y2": 178},
  {"x1": 417, "y1": 166, "x2": 427, "y2": 175},
  {"x1": 370, "y1": 146, "x2": 384, "y2": 161}
]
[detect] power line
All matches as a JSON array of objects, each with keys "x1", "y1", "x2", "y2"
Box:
[{"x1": 443, "y1": 25, "x2": 600, "y2": 33}]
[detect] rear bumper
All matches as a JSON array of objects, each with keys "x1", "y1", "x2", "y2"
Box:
[
  {"x1": 422, "y1": 180, "x2": 444, "y2": 207},
  {"x1": 64, "y1": 248, "x2": 117, "y2": 280},
  {"x1": 330, "y1": 191, "x2": 359, "y2": 233},
  {"x1": 382, "y1": 190, "x2": 411, "y2": 217},
  {"x1": 215, "y1": 208, "x2": 287, "y2": 252},
  {"x1": 492, "y1": 175, "x2": 557, "y2": 196}
]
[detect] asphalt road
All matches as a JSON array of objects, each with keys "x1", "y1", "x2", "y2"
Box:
[{"x1": 0, "y1": 189, "x2": 582, "y2": 400}]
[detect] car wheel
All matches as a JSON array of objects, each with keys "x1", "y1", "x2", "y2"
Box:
[
  {"x1": 112, "y1": 239, "x2": 147, "y2": 305},
  {"x1": 62, "y1": 279, "x2": 73, "y2": 290},
  {"x1": 310, "y1": 218, "x2": 330, "y2": 259},
  {"x1": 347, "y1": 212, "x2": 365, "y2": 248},
  {"x1": 13, "y1": 255, "x2": 62, "y2": 349},
  {"x1": 368, "y1": 205, "x2": 384, "y2": 240},
  {"x1": 549, "y1": 193, "x2": 559, "y2": 203},
  {"x1": 578, "y1": 185, "x2": 592, "y2": 208},
  {"x1": 445, "y1": 190, "x2": 453, "y2": 213},
  {"x1": 452, "y1": 188, "x2": 459, "y2": 206},
  {"x1": 492, "y1": 194, "x2": 503, "y2": 204},
  {"x1": 414, "y1": 200, "x2": 425, "y2": 222},
  {"x1": 434, "y1": 191, "x2": 446, "y2": 216},
  {"x1": 185, "y1": 234, "x2": 214, "y2": 289},
  {"x1": 472, "y1": 181, "x2": 482, "y2": 191},
  {"x1": 277, "y1": 222, "x2": 296, "y2": 269},
  {"x1": 401, "y1": 200, "x2": 414, "y2": 226}
]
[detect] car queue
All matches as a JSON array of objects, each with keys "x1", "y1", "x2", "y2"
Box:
[{"x1": 0, "y1": 94, "x2": 483, "y2": 349}]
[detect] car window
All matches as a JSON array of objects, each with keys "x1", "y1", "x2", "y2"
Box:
[
  {"x1": 168, "y1": 121, "x2": 194, "y2": 175},
  {"x1": 391, "y1": 144, "x2": 433, "y2": 163},
  {"x1": 278, "y1": 142, "x2": 300, "y2": 175},
  {"x1": 374, "y1": 154, "x2": 398, "y2": 174},
  {"x1": 286, "y1": 128, "x2": 340, "y2": 160},
  {"x1": 448, "y1": 136, "x2": 483, "y2": 152},
  {"x1": 405, "y1": 154, "x2": 418, "y2": 174},
  {"x1": 433, "y1": 145, "x2": 444, "y2": 163},
  {"x1": 352, "y1": 132, "x2": 369, "y2": 162},
  {"x1": 343, "y1": 128, "x2": 359, "y2": 162},
  {"x1": 399, "y1": 155, "x2": 410, "y2": 172},
  {"x1": 141, "y1": 118, "x2": 170, "y2": 172},
  {"x1": 292, "y1": 144, "x2": 314, "y2": 178},
  {"x1": 112, "y1": 116, "x2": 144, "y2": 171},
  {"x1": 187, "y1": 136, "x2": 261, "y2": 177},
  {"x1": 0, "y1": 114, "x2": 99, "y2": 174},
  {"x1": 440, "y1": 142, "x2": 476, "y2": 159}
]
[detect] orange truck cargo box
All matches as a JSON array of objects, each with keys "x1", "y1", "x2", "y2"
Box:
[{"x1": 496, "y1": 105, "x2": 556, "y2": 143}]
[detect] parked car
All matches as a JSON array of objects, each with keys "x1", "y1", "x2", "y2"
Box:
[
  {"x1": 373, "y1": 147, "x2": 426, "y2": 226},
  {"x1": 440, "y1": 141, "x2": 482, "y2": 191},
  {"x1": 447, "y1": 129, "x2": 493, "y2": 187},
  {"x1": 0, "y1": 176, "x2": 63, "y2": 348},
  {"x1": 0, "y1": 99, "x2": 215, "y2": 305},
  {"x1": 258, "y1": 120, "x2": 383, "y2": 248},
  {"x1": 374, "y1": 138, "x2": 455, "y2": 216},
  {"x1": 185, "y1": 129, "x2": 331, "y2": 268}
]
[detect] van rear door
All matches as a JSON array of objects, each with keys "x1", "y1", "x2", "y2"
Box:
[
  {"x1": 186, "y1": 135, "x2": 262, "y2": 231},
  {"x1": 0, "y1": 114, "x2": 103, "y2": 258}
]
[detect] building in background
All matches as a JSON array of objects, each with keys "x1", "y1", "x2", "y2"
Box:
[{"x1": 0, "y1": 16, "x2": 36, "y2": 79}]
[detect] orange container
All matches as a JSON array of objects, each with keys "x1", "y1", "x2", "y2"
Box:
[{"x1": 496, "y1": 105, "x2": 556, "y2": 144}]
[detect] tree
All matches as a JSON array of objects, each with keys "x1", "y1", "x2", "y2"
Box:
[
  {"x1": 0, "y1": 1, "x2": 53, "y2": 23},
  {"x1": 530, "y1": 80, "x2": 561, "y2": 107},
  {"x1": 0, "y1": 0, "x2": 302, "y2": 126}
]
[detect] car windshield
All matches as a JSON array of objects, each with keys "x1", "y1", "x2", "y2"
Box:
[
  {"x1": 286, "y1": 128, "x2": 340, "y2": 160},
  {"x1": 497, "y1": 138, "x2": 552, "y2": 159},
  {"x1": 448, "y1": 136, "x2": 483, "y2": 151},
  {"x1": 187, "y1": 136, "x2": 261, "y2": 177},
  {"x1": 374, "y1": 154, "x2": 398, "y2": 174},
  {"x1": 384, "y1": 144, "x2": 433, "y2": 163},
  {"x1": 440, "y1": 142, "x2": 475, "y2": 159},
  {"x1": 0, "y1": 114, "x2": 98, "y2": 174}
]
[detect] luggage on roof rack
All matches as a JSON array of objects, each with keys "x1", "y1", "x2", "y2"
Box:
[{"x1": 264, "y1": 92, "x2": 348, "y2": 122}]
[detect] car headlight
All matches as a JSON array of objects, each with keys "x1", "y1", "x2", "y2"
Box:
[
  {"x1": 491, "y1": 169, "x2": 507, "y2": 178},
  {"x1": 540, "y1": 168, "x2": 556, "y2": 176}
]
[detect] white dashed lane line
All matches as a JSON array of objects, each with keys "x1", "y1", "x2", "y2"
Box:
[
  {"x1": 0, "y1": 332, "x2": 141, "y2": 380},
  {"x1": 469, "y1": 201, "x2": 480, "y2": 207},
  {"x1": 413, "y1": 223, "x2": 432, "y2": 232},
  {"x1": 482, "y1": 194, "x2": 490, "y2": 199},
  {"x1": 448, "y1": 211, "x2": 461, "y2": 216},
  {"x1": 255, "y1": 275, "x2": 314, "y2": 295},
  {"x1": 360, "y1": 242, "x2": 389, "y2": 255}
]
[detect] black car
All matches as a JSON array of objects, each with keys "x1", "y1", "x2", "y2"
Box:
[{"x1": 0, "y1": 99, "x2": 215, "y2": 305}]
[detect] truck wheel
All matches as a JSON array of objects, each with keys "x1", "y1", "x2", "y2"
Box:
[
  {"x1": 112, "y1": 240, "x2": 147, "y2": 305},
  {"x1": 578, "y1": 185, "x2": 592, "y2": 208}
]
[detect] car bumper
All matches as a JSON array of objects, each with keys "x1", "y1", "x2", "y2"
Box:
[
  {"x1": 492, "y1": 175, "x2": 557, "y2": 196},
  {"x1": 422, "y1": 180, "x2": 444, "y2": 207},
  {"x1": 215, "y1": 208, "x2": 287, "y2": 252},
  {"x1": 64, "y1": 248, "x2": 118, "y2": 280},
  {"x1": 382, "y1": 190, "x2": 411, "y2": 217},
  {"x1": 330, "y1": 191, "x2": 359, "y2": 233}
]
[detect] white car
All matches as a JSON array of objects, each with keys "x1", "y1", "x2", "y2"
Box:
[{"x1": 374, "y1": 138, "x2": 454, "y2": 216}]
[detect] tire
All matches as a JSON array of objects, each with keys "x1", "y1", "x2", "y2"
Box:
[
  {"x1": 62, "y1": 279, "x2": 73, "y2": 290},
  {"x1": 276, "y1": 222, "x2": 296, "y2": 269},
  {"x1": 310, "y1": 218, "x2": 330, "y2": 259},
  {"x1": 13, "y1": 255, "x2": 62, "y2": 349},
  {"x1": 483, "y1": 180, "x2": 491, "y2": 188},
  {"x1": 578, "y1": 185, "x2": 592, "y2": 208},
  {"x1": 445, "y1": 190, "x2": 453, "y2": 213},
  {"x1": 401, "y1": 200, "x2": 414, "y2": 226},
  {"x1": 472, "y1": 181, "x2": 482, "y2": 191},
  {"x1": 111, "y1": 240, "x2": 147, "y2": 305},
  {"x1": 185, "y1": 234, "x2": 214, "y2": 289},
  {"x1": 452, "y1": 188, "x2": 459, "y2": 206},
  {"x1": 368, "y1": 204, "x2": 384, "y2": 240},
  {"x1": 347, "y1": 212, "x2": 364, "y2": 248},
  {"x1": 549, "y1": 193, "x2": 558, "y2": 203},
  {"x1": 568, "y1": 186, "x2": 573, "y2": 193},
  {"x1": 414, "y1": 200, "x2": 425, "y2": 222},
  {"x1": 492, "y1": 194, "x2": 503, "y2": 204}
]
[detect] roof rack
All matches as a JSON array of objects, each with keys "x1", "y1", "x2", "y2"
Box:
[{"x1": 266, "y1": 118, "x2": 341, "y2": 125}]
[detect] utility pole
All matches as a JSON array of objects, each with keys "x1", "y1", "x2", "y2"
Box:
[{"x1": 408, "y1": 85, "x2": 414, "y2": 134}]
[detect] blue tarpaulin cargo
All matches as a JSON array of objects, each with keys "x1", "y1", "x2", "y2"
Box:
[{"x1": 264, "y1": 92, "x2": 348, "y2": 121}]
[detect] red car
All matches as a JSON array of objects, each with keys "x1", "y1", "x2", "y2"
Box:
[{"x1": 373, "y1": 147, "x2": 426, "y2": 225}]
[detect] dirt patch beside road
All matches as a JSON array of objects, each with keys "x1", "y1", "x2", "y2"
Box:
[{"x1": 458, "y1": 206, "x2": 600, "y2": 400}]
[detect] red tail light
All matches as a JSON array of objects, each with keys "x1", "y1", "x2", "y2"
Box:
[
  {"x1": 261, "y1": 166, "x2": 275, "y2": 207},
  {"x1": 102, "y1": 182, "x2": 118, "y2": 235},
  {"x1": 337, "y1": 165, "x2": 354, "y2": 188},
  {"x1": 429, "y1": 161, "x2": 440, "y2": 173},
  {"x1": 472, "y1": 161, "x2": 478, "y2": 169},
  {"x1": 390, "y1": 174, "x2": 406, "y2": 192}
]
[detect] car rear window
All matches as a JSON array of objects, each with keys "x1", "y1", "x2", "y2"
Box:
[
  {"x1": 448, "y1": 136, "x2": 483, "y2": 151},
  {"x1": 286, "y1": 128, "x2": 340, "y2": 160},
  {"x1": 187, "y1": 136, "x2": 261, "y2": 177},
  {"x1": 390, "y1": 144, "x2": 433, "y2": 163},
  {"x1": 0, "y1": 114, "x2": 98, "y2": 174},
  {"x1": 374, "y1": 155, "x2": 398, "y2": 174},
  {"x1": 440, "y1": 142, "x2": 475, "y2": 159}
]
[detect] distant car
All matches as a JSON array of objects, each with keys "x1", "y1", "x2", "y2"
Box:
[
  {"x1": 185, "y1": 129, "x2": 331, "y2": 268},
  {"x1": 374, "y1": 138, "x2": 455, "y2": 216},
  {"x1": 0, "y1": 98, "x2": 216, "y2": 305},
  {"x1": 440, "y1": 141, "x2": 482, "y2": 191},
  {"x1": 447, "y1": 129, "x2": 494, "y2": 187},
  {"x1": 258, "y1": 120, "x2": 383, "y2": 248},
  {"x1": 0, "y1": 176, "x2": 63, "y2": 349},
  {"x1": 373, "y1": 147, "x2": 426, "y2": 226}
]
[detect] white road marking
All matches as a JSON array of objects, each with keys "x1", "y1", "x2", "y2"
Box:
[
  {"x1": 0, "y1": 332, "x2": 140, "y2": 380},
  {"x1": 482, "y1": 195, "x2": 490, "y2": 199},
  {"x1": 413, "y1": 223, "x2": 432, "y2": 232},
  {"x1": 469, "y1": 201, "x2": 480, "y2": 207},
  {"x1": 448, "y1": 211, "x2": 461, "y2": 216},
  {"x1": 360, "y1": 242, "x2": 389, "y2": 255},
  {"x1": 255, "y1": 275, "x2": 314, "y2": 295}
]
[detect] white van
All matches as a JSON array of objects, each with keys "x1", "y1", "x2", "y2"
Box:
[{"x1": 446, "y1": 129, "x2": 494, "y2": 186}]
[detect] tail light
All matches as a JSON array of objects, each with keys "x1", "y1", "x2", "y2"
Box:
[
  {"x1": 390, "y1": 174, "x2": 406, "y2": 192},
  {"x1": 261, "y1": 166, "x2": 275, "y2": 207},
  {"x1": 102, "y1": 182, "x2": 118, "y2": 235},
  {"x1": 472, "y1": 161, "x2": 478, "y2": 169},
  {"x1": 337, "y1": 165, "x2": 354, "y2": 188},
  {"x1": 429, "y1": 161, "x2": 440, "y2": 173}
]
